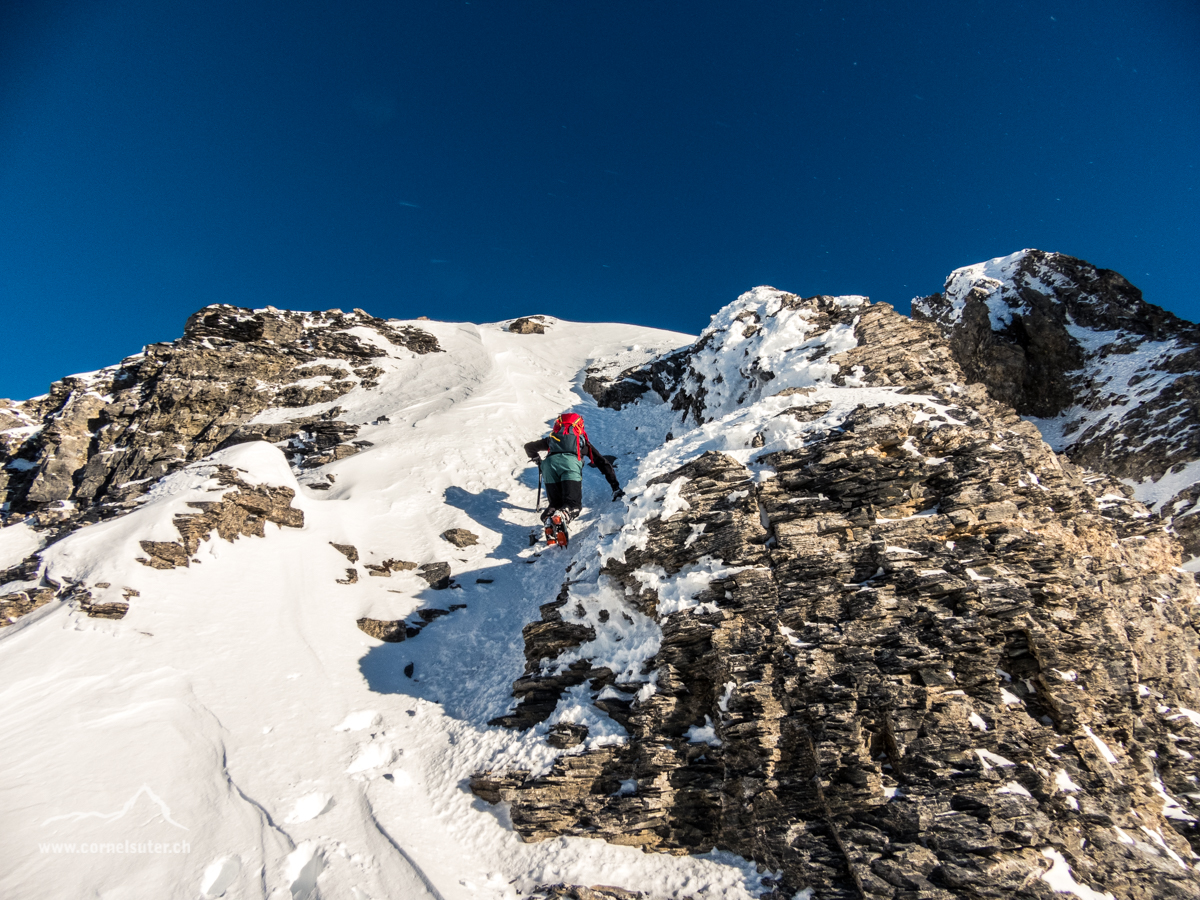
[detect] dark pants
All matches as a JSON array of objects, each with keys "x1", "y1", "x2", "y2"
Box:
[{"x1": 543, "y1": 479, "x2": 582, "y2": 519}]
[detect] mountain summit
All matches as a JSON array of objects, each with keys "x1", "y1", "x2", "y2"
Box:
[{"x1": 915, "y1": 249, "x2": 1200, "y2": 563}]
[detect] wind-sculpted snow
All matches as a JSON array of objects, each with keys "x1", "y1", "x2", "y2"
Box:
[
  {"x1": 915, "y1": 249, "x2": 1200, "y2": 567},
  {"x1": 676, "y1": 286, "x2": 865, "y2": 422},
  {"x1": 585, "y1": 287, "x2": 958, "y2": 428}
]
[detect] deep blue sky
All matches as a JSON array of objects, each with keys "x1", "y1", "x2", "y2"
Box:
[{"x1": 2, "y1": 1, "x2": 1197, "y2": 401}]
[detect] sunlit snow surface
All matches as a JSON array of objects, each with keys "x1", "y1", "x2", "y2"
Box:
[
  {"x1": 0, "y1": 316, "x2": 798, "y2": 899},
  {"x1": 0, "y1": 295, "x2": 1004, "y2": 898}
]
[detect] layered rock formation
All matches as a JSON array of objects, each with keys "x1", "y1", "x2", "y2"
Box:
[
  {"x1": 476, "y1": 290, "x2": 1200, "y2": 898},
  {"x1": 0, "y1": 305, "x2": 440, "y2": 540},
  {"x1": 914, "y1": 250, "x2": 1200, "y2": 561},
  {"x1": 3, "y1": 267, "x2": 1197, "y2": 897},
  {"x1": 135, "y1": 465, "x2": 304, "y2": 570},
  {"x1": 0, "y1": 304, "x2": 441, "y2": 625}
]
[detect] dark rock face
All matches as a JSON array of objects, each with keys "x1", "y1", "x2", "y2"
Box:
[
  {"x1": 0, "y1": 305, "x2": 440, "y2": 540},
  {"x1": 488, "y1": 583, "x2": 606, "y2": 731},
  {"x1": 356, "y1": 617, "x2": 408, "y2": 642},
  {"x1": 914, "y1": 250, "x2": 1200, "y2": 559},
  {"x1": 417, "y1": 562, "x2": 452, "y2": 589},
  {"x1": 583, "y1": 348, "x2": 691, "y2": 413},
  {"x1": 476, "y1": 296, "x2": 1200, "y2": 899},
  {"x1": 509, "y1": 316, "x2": 549, "y2": 335}
]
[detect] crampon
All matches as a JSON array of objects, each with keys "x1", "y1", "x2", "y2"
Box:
[{"x1": 543, "y1": 513, "x2": 569, "y2": 548}]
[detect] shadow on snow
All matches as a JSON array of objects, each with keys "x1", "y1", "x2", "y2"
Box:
[{"x1": 357, "y1": 392, "x2": 646, "y2": 727}]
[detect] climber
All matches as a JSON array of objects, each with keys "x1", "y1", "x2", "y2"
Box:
[{"x1": 524, "y1": 412, "x2": 624, "y2": 547}]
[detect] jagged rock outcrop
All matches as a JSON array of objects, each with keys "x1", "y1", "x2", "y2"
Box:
[
  {"x1": 356, "y1": 617, "x2": 412, "y2": 642},
  {"x1": 417, "y1": 562, "x2": 452, "y2": 589},
  {"x1": 364, "y1": 558, "x2": 418, "y2": 577},
  {"x1": 476, "y1": 292, "x2": 1200, "y2": 899},
  {"x1": 914, "y1": 250, "x2": 1200, "y2": 560},
  {"x1": 584, "y1": 290, "x2": 958, "y2": 424},
  {"x1": 509, "y1": 316, "x2": 550, "y2": 335},
  {"x1": 489, "y1": 581, "x2": 606, "y2": 731},
  {"x1": 0, "y1": 580, "x2": 59, "y2": 624},
  {"x1": 356, "y1": 604, "x2": 467, "y2": 644},
  {"x1": 0, "y1": 305, "x2": 440, "y2": 540},
  {"x1": 329, "y1": 542, "x2": 359, "y2": 563},
  {"x1": 0, "y1": 557, "x2": 130, "y2": 625},
  {"x1": 135, "y1": 465, "x2": 304, "y2": 569}
]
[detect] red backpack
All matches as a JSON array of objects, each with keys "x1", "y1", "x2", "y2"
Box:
[{"x1": 549, "y1": 413, "x2": 590, "y2": 461}]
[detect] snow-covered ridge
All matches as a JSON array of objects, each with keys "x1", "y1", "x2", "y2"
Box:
[
  {"x1": 0, "y1": 289, "x2": 982, "y2": 898},
  {"x1": 585, "y1": 287, "x2": 916, "y2": 427},
  {"x1": 680, "y1": 286, "x2": 867, "y2": 421},
  {"x1": 478, "y1": 284, "x2": 1200, "y2": 899},
  {"x1": 936, "y1": 249, "x2": 1073, "y2": 329}
]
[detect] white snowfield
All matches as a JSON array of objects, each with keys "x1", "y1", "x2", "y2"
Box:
[
  {"x1": 0, "y1": 288, "x2": 1108, "y2": 899},
  {"x1": 0, "y1": 314, "x2": 805, "y2": 900}
]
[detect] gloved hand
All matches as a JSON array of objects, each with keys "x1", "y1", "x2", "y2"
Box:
[{"x1": 612, "y1": 488, "x2": 625, "y2": 501}]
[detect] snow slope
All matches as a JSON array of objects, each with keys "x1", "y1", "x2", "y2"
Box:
[{"x1": 0, "y1": 318, "x2": 786, "y2": 899}]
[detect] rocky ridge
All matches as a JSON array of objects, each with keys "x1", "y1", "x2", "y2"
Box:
[
  {"x1": 3, "y1": 264, "x2": 1198, "y2": 897},
  {"x1": 0, "y1": 304, "x2": 442, "y2": 625},
  {"x1": 475, "y1": 288, "x2": 1200, "y2": 898},
  {"x1": 913, "y1": 250, "x2": 1200, "y2": 563},
  {"x1": 0, "y1": 304, "x2": 441, "y2": 541}
]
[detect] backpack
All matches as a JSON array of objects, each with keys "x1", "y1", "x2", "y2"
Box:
[{"x1": 549, "y1": 413, "x2": 590, "y2": 461}]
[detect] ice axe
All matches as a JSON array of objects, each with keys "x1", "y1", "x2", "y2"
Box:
[{"x1": 530, "y1": 467, "x2": 544, "y2": 546}]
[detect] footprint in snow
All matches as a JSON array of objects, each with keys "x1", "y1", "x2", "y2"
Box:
[
  {"x1": 347, "y1": 741, "x2": 398, "y2": 774},
  {"x1": 333, "y1": 710, "x2": 380, "y2": 732},
  {"x1": 200, "y1": 855, "x2": 241, "y2": 898},
  {"x1": 284, "y1": 792, "x2": 335, "y2": 824},
  {"x1": 283, "y1": 843, "x2": 325, "y2": 900}
]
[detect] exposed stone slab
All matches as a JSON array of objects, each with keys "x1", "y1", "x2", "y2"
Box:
[{"x1": 440, "y1": 528, "x2": 479, "y2": 548}]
